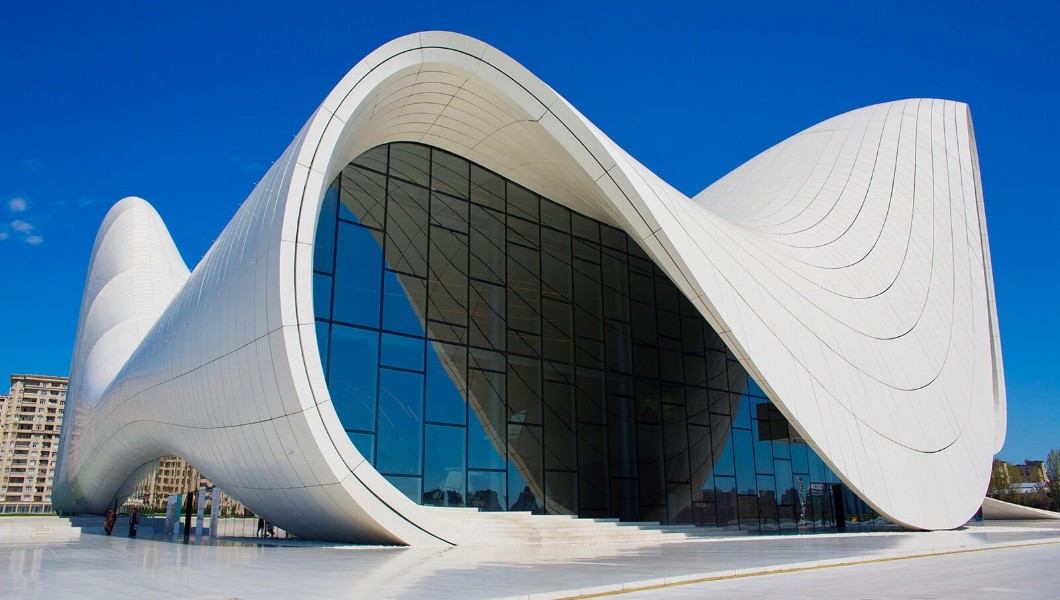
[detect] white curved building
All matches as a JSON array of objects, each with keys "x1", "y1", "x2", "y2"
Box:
[{"x1": 53, "y1": 32, "x2": 1005, "y2": 544}]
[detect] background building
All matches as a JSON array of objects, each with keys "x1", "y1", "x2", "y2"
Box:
[
  {"x1": 1015, "y1": 460, "x2": 1049, "y2": 484},
  {"x1": 0, "y1": 374, "x2": 66, "y2": 513}
]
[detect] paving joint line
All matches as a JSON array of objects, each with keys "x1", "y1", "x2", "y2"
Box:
[{"x1": 543, "y1": 538, "x2": 1060, "y2": 600}]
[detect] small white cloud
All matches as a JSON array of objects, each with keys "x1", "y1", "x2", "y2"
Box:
[
  {"x1": 7, "y1": 197, "x2": 27, "y2": 213},
  {"x1": 10, "y1": 219, "x2": 33, "y2": 233},
  {"x1": 24, "y1": 234, "x2": 43, "y2": 245},
  {"x1": 0, "y1": 231, "x2": 8, "y2": 241}
]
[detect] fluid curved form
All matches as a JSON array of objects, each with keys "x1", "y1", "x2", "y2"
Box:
[{"x1": 54, "y1": 32, "x2": 1005, "y2": 542}]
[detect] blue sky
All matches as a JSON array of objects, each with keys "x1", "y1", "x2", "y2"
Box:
[{"x1": 1, "y1": 1, "x2": 1056, "y2": 463}]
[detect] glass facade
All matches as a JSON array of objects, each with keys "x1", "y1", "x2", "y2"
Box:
[{"x1": 313, "y1": 142, "x2": 879, "y2": 532}]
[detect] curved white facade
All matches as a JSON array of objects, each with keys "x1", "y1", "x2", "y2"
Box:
[{"x1": 54, "y1": 32, "x2": 1005, "y2": 542}]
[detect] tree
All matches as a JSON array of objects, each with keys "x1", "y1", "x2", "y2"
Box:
[
  {"x1": 987, "y1": 459, "x2": 1019, "y2": 504},
  {"x1": 1046, "y1": 449, "x2": 1060, "y2": 511}
]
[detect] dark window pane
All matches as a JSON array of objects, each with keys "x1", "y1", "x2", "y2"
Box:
[
  {"x1": 430, "y1": 192, "x2": 469, "y2": 233},
  {"x1": 574, "y1": 338, "x2": 604, "y2": 369},
  {"x1": 544, "y1": 360, "x2": 575, "y2": 384},
  {"x1": 577, "y1": 423, "x2": 608, "y2": 510},
  {"x1": 423, "y1": 424, "x2": 466, "y2": 506},
  {"x1": 608, "y1": 396, "x2": 637, "y2": 478},
  {"x1": 600, "y1": 225, "x2": 627, "y2": 251},
  {"x1": 633, "y1": 344, "x2": 659, "y2": 379},
  {"x1": 508, "y1": 356, "x2": 542, "y2": 425},
  {"x1": 385, "y1": 179, "x2": 429, "y2": 277},
  {"x1": 542, "y1": 299, "x2": 573, "y2": 362},
  {"x1": 663, "y1": 404, "x2": 690, "y2": 483},
  {"x1": 340, "y1": 165, "x2": 386, "y2": 229},
  {"x1": 571, "y1": 212, "x2": 599, "y2": 242},
  {"x1": 541, "y1": 229, "x2": 572, "y2": 302},
  {"x1": 507, "y1": 216, "x2": 539, "y2": 249},
  {"x1": 605, "y1": 322, "x2": 633, "y2": 374},
  {"x1": 659, "y1": 339, "x2": 683, "y2": 383},
  {"x1": 380, "y1": 333, "x2": 425, "y2": 372},
  {"x1": 468, "y1": 469, "x2": 506, "y2": 511},
  {"x1": 426, "y1": 320, "x2": 467, "y2": 345},
  {"x1": 507, "y1": 424, "x2": 544, "y2": 513},
  {"x1": 602, "y1": 250, "x2": 630, "y2": 321},
  {"x1": 507, "y1": 181, "x2": 538, "y2": 221},
  {"x1": 541, "y1": 199, "x2": 571, "y2": 233},
  {"x1": 426, "y1": 342, "x2": 467, "y2": 425},
  {"x1": 545, "y1": 471, "x2": 577, "y2": 515},
  {"x1": 573, "y1": 260, "x2": 602, "y2": 340},
  {"x1": 376, "y1": 368, "x2": 424, "y2": 475},
  {"x1": 468, "y1": 369, "x2": 507, "y2": 470},
  {"x1": 658, "y1": 309, "x2": 680, "y2": 340},
  {"x1": 431, "y1": 149, "x2": 469, "y2": 199},
  {"x1": 328, "y1": 325, "x2": 378, "y2": 432},
  {"x1": 630, "y1": 272, "x2": 654, "y2": 305},
  {"x1": 682, "y1": 316, "x2": 705, "y2": 353},
  {"x1": 382, "y1": 272, "x2": 426, "y2": 336},
  {"x1": 313, "y1": 273, "x2": 332, "y2": 321},
  {"x1": 638, "y1": 421, "x2": 665, "y2": 506},
  {"x1": 352, "y1": 145, "x2": 387, "y2": 173},
  {"x1": 610, "y1": 478, "x2": 639, "y2": 522},
  {"x1": 332, "y1": 223, "x2": 383, "y2": 327},
  {"x1": 470, "y1": 281, "x2": 506, "y2": 351},
  {"x1": 470, "y1": 163, "x2": 504, "y2": 210},
  {"x1": 544, "y1": 381, "x2": 575, "y2": 471},
  {"x1": 427, "y1": 228, "x2": 468, "y2": 326},
  {"x1": 469, "y1": 205, "x2": 505, "y2": 284},
  {"x1": 508, "y1": 330, "x2": 541, "y2": 357},
  {"x1": 389, "y1": 143, "x2": 430, "y2": 186},
  {"x1": 469, "y1": 348, "x2": 505, "y2": 373},
  {"x1": 314, "y1": 182, "x2": 339, "y2": 274},
  {"x1": 507, "y1": 244, "x2": 540, "y2": 334},
  {"x1": 572, "y1": 238, "x2": 600, "y2": 263},
  {"x1": 576, "y1": 368, "x2": 605, "y2": 424}
]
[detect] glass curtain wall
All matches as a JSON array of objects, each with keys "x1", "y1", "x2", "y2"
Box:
[{"x1": 312, "y1": 142, "x2": 879, "y2": 532}]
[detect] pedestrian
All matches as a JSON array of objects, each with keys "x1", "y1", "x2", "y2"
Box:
[
  {"x1": 257, "y1": 517, "x2": 265, "y2": 538},
  {"x1": 103, "y1": 508, "x2": 116, "y2": 536},
  {"x1": 128, "y1": 508, "x2": 140, "y2": 538}
]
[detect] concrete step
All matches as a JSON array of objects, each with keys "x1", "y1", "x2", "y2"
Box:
[
  {"x1": 435, "y1": 508, "x2": 737, "y2": 545},
  {"x1": 0, "y1": 516, "x2": 81, "y2": 542}
]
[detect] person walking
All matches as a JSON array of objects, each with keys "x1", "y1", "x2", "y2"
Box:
[
  {"x1": 128, "y1": 508, "x2": 140, "y2": 538},
  {"x1": 103, "y1": 508, "x2": 116, "y2": 536}
]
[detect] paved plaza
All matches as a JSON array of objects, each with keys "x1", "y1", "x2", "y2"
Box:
[{"x1": 2, "y1": 517, "x2": 1058, "y2": 599}]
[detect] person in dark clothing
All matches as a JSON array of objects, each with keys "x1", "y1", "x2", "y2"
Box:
[
  {"x1": 128, "y1": 508, "x2": 140, "y2": 538},
  {"x1": 257, "y1": 517, "x2": 265, "y2": 538},
  {"x1": 103, "y1": 508, "x2": 116, "y2": 536}
]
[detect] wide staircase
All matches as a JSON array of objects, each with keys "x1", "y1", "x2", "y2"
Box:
[
  {"x1": 0, "y1": 516, "x2": 82, "y2": 542},
  {"x1": 429, "y1": 507, "x2": 746, "y2": 546}
]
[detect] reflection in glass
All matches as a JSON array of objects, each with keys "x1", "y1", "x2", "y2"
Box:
[{"x1": 314, "y1": 143, "x2": 874, "y2": 532}]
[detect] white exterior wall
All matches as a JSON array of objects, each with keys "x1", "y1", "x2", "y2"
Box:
[{"x1": 53, "y1": 32, "x2": 1005, "y2": 542}]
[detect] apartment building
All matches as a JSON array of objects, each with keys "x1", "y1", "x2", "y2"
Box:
[{"x1": 0, "y1": 374, "x2": 67, "y2": 513}]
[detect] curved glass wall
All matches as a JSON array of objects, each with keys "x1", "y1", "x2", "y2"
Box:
[{"x1": 313, "y1": 143, "x2": 879, "y2": 532}]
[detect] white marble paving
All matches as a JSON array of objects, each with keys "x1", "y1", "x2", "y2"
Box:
[{"x1": 2, "y1": 518, "x2": 1058, "y2": 599}]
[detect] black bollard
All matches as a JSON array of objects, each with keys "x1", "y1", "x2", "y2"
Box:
[{"x1": 184, "y1": 490, "x2": 194, "y2": 541}]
